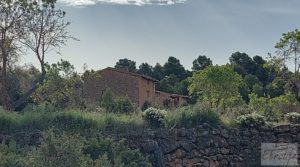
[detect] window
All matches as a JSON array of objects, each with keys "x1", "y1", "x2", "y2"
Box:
[
  {"x1": 147, "y1": 90, "x2": 150, "y2": 98},
  {"x1": 147, "y1": 80, "x2": 150, "y2": 86}
]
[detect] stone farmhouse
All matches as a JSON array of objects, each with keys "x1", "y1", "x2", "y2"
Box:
[{"x1": 84, "y1": 67, "x2": 188, "y2": 108}]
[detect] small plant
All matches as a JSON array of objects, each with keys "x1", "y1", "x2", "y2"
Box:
[
  {"x1": 236, "y1": 113, "x2": 265, "y2": 128},
  {"x1": 284, "y1": 112, "x2": 300, "y2": 124},
  {"x1": 143, "y1": 107, "x2": 167, "y2": 128}
]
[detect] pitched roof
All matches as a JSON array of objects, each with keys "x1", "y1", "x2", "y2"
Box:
[{"x1": 100, "y1": 67, "x2": 158, "y2": 82}]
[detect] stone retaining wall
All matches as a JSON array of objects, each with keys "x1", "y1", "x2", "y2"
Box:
[{"x1": 1, "y1": 124, "x2": 300, "y2": 167}]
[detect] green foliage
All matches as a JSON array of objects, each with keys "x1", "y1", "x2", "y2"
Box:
[
  {"x1": 0, "y1": 141, "x2": 24, "y2": 167},
  {"x1": 143, "y1": 107, "x2": 167, "y2": 128},
  {"x1": 114, "y1": 96, "x2": 135, "y2": 114},
  {"x1": 236, "y1": 113, "x2": 266, "y2": 128},
  {"x1": 0, "y1": 130, "x2": 151, "y2": 167},
  {"x1": 141, "y1": 101, "x2": 152, "y2": 111},
  {"x1": 189, "y1": 65, "x2": 242, "y2": 110},
  {"x1": 100, "y1": 90, "x2": 135, "y2": 114},
  {"x1": 0, "y1": 108, "x2": 146, "y2": 135},
  {"x1": 192, "y1": 55, "x2": 212, "y2": 71},
  {"x1": 165, "y1": 105, "x2": 220, "y2": 128},
  {"x1": 25, "y1": 130, "x2": 93, "y2": 167},
  {"x1": 115, "y1": 58, "x2": 137, "y2": 72},
  {"x1": 137, "y1": 63, "x2": 155, "y2": 78},
  {"x1": 86, "y1": 138, "x2": 151, "y2": 167},
  {"x1": 275, "y1": 29, "x2": 300, "y2": 73},
  {"x1": 284, "y1": 112, "x2": 300, "y2": 124},
  {"x1": 249, "y1": 92, "x2": 298, "y2": 122},
  {"x1": 33, "y1": 60, "x2": 82, "y2": 109},
  {"x1": 163, "y1": 56, "x2": 187, "y2": 79}
]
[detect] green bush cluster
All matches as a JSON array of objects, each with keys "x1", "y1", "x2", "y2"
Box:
[
  {"x1": 143, "y1": 107, "x2": 167, "y2": 128},
  {"x1": 100, "y1": 90, "x2": 135, "y2": 114},
  {"x1": 85, "y1": 138, "x2": 152, "y2": 167},
  {"x1": 284, "y1": 112, "x2": 300, "y2": 124},
  {"x1": 165, "y1": 106, "x2": 221, "y2": 128},
  {"x1": 236, "y1": 113, "x2": 266, "y2": 128},
  {"x1": 0, "y1": 130, "x2": 152, "y2": 167}
]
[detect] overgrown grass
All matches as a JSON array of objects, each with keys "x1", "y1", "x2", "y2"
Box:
[
  {"x1": 0, "y1": 102, "x2": 235, "y2": 135},
  {"x1": 165, "y1": 106, "x2": 223, "y2": 128},
  {"x1": 0, "y1": 109, "x2": 146, "y2": 135}
]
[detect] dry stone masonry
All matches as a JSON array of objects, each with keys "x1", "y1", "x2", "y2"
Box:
[
  {"x1": 112, "y1": 124, "x2": 300, "y2": 167},
  {"x1": 1, "y1": 124, "x2": 300, "y2": 167}
]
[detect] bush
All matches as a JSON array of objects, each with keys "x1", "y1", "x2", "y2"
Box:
[
  {"x1": 143, "y1": 107, "x2": 167, "y2": 128},
  {"x1": 100, "y1": 90, "x2": 135, "y2": 114},
  {"x1": 141, "y1": 101, "x2": 152, "y2": 111},
  {"x1": 284, "y1": 112, "x2": 300, "y2": 124},
  {"x1": 0, "y1": 130, "x2": 152, "y2": 167},
  {"x1": 85, "y1": 138, "x2": 151, "y2": 167},
  {"x1": 236, "y1": 113, "x2": 265, "y2": 128},
  {"x1": 114, "y1": 96, "x2": 135, "y2": 114},
  {"x1": 165, "y1": 106, "x2": 220, "y2": 128}
]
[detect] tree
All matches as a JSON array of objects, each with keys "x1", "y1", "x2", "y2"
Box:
[
  {"x1": 137, "y1": 62, "x2": 154, "y2": 77},
  {"x1": 11, "y1": 0, "x2": 75, "y2": 109},
  {"x1": 0, "y1": 0, "x2": 27, "y2": 108},
  {"x1": 153, "y1": 63, "x2": 164, "y2": 80},
  {"x1": 189, "y1": 65, "x2": 242, "y2": 109},
  {"x1": 115, "y1": 58, "x2": 137, "y2": 72},
  {"x1": 163, "y1": 56, "x2": 187, "y2": 79},
  {"x1": 32, "y1": 60, "x2": 81, "y2": 109},
  {"x1": 192, "y1": 55, "x2": 212, "y2": 71},
  {"x1": 229, "y1": 52, "x2": 257, "y2": 76},
  {"x1": 275, "y1": 29, "x2": 300, "y2": 73}
]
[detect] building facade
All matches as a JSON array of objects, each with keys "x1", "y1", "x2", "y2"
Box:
[{"x1": 84, "y1": 67, "x2": 188, "y2": 108}]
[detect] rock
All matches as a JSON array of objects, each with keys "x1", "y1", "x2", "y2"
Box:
[
  {"x1": 142, "y1": 140, "x2": 159, "y2": 153},
  {"x1": 220, "y1": 148, "x2": 230, "y2": 155}
]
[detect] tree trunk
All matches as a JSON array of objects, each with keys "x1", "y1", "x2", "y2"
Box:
[{"x1": 1, "y1": 51, "x2": 10, "y2": 109}]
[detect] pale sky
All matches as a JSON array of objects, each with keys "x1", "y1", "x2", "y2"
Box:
[{"x1": 20, "y1": 0, "x2": 300, "y2": 72}]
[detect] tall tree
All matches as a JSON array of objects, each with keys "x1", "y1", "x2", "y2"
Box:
[
  {"x1": 11, "y1": 0, "x2": 75, "y2": 109},
  {"x1": 275, "y1": 29, "x2": 300, "y2": 73},
  {"x1": 192, "y1": 55, "x2": 212, "y2": 71},
  {"x1": 229, "y1": 52, "x2": 257, "y2": 76},
  {"x1": 137, "y1": 63, "x2": 154, "y2": 77},
  {"x1": 153, "y1": 63, "x2": 164, "y2": 80},
  {"x1": 0, "y1": 0, "x2": 26, "y2": 108},
  {"x1": 163, "y1": 56, "x2": 186, "y2": 79},
  {"x1": 189, "y1": 65, "x2": 242, "y2": 109},
  {"x1": 115, "y1": 58, "x2": 137, "y2": 72}
]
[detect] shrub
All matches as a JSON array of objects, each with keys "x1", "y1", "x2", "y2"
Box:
[
  {"x1": 141, "y1": 101, "x2": 152, "y2": 111},
  {"x1": 100, "y1": 90, "x2": 135, "y2": 114},
  {"x1": 236, "y1": 113, "x2": 265, "y2": 128},
  {"x1": 0, "y1": 111, "x2": 18, "y2": 133},
  {"x1": 85, "y1": 138, "x2": 152, "y2": 167},
  {"x1": 25, "y1": 130, "x2": 93, "y2": 167},
  {"x1": 284, "y1": 112, "x2": 300, "y2": 124},
  {"x1": 100, "y1": 90, "x2": 115, "y2": 112},
  {"x1": 114, "y1": 96, "x2": 135, "y2": 114},
  {"x1": 0, "y1": 141, "x2": 24, "y2": 167},
  {"x1": 144, "y1": 107, "x2": 167, "y2": 128},
  {"x1": 165, "y1": 106, "x2": 220, "y2": 128}
]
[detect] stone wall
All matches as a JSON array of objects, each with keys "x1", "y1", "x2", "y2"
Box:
[
  {"x1": 84, "y1": 68, "x2": 140, "y2": 105},
  {"x1": 2, "y1": 124, "x2": 300, "y2": 167},
  {"x1": 109, "y1": 124, "x2": 300, "y2": 167}
]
